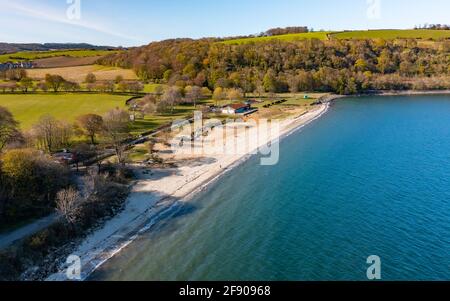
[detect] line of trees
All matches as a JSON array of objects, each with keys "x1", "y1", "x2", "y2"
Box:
[
  {"x1": 0, "y1": 70, "x2": 145, "y2": 94},
  {"x1": 264, "y1": 26, "x2": 309, "y2": 36},
  {"x1": 415, "y1": 24, "x2": 450, "y2": 30}
]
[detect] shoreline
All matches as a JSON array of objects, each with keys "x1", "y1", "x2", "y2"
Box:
[
  {"x1": 46, "y1": 90, "x2": 450, "y2": 281},
  {"x1": 358, "y1": 89, "x2": 450, "y2": 97},
  {"x1": 46, "y1": 102, "x2": 331, "y2": 281},
  {"x1": 318, "y1": 90, "x2": 450, "y2": 104}
]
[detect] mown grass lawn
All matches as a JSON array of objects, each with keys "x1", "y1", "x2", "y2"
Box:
[
  {"x1": 0, "y1": 93, "x2": 129, "y2": 129},
  {"x1": 129, "y1": 102, "x2": 209, "y2": 135},
  {"x1": 0, "y1": 92, "x2": 326, "y2": 139}
]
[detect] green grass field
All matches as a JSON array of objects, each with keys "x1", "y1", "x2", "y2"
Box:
[
  {"x1": 0, "y1": 93, "x2": 210, "y2": 136},
  {"x1": 143, "y1": 83, "x2": 165, "y2": 93},
  {"x1": 0, "y1": 92, "x2": 326, "y2": 138},
  {"x1": 0, "y1": 49, "x2": 120, "y2": 63},
  {"x1": 222, "y1": 29, "x2": 450, "y2": 45},
  {"x1": 129, "y1": 102, "x2": 207, "y2": 135},
  {"x1": 222, "y1": 32, "x2": 332, "y2": 44},
  {"x1": 0, "y1": 94, "x2": 129, "y2": 129},
  {"x1": 331, "y1": 29, "x2": 450, "y2": 40}
]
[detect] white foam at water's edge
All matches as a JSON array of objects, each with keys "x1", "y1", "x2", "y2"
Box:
[{"x1": 46, "y1": 103, "x2": 331, "y2": 281}]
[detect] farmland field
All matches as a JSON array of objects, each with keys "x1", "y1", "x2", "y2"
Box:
[
  {"x1": 27, "y1": 64, "x2": 138, "y2": 82},
  {"x1": 330, "y1": 29, "x2": 450, "y2": 40},
  {"x1": 0, "y1": 94, "x2": 129, "y2": 129},
  {"x1": 222, "y1": 32, "x2": 332, "y2": 44},
  {"x1": 33, "y1": 56, "x2": 101, "y2": 68},
  {"x1": 0, "y1": 49, "x2": 119, "y2": 63},
  {"x1": 221, "y1": 29, "x2": 450, "y2": 45}
]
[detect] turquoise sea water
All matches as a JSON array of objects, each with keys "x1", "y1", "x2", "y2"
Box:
[{"x1": 91, "y1": 95, "x2": 450, "y2": 281}]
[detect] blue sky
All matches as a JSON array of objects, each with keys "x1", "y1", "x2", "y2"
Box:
[{"x1": 1, "y1": 0, "x2": 449, "y2": 46}]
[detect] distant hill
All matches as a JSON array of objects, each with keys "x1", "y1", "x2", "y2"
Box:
[{"x1": 0, "y1": 43, "x2": 121, "y2": 54}]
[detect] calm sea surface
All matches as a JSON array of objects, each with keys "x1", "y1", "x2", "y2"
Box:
[{"x1": 91, "y1": 95, "x2": 450, "y2": 281}]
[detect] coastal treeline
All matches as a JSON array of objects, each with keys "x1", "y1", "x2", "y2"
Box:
[
  {"x1": 99, "y1": 38, "x2": 450, "y2": 94},
  {"x1": 0, "y1": 69, "x2": 145, "y2": 94}
]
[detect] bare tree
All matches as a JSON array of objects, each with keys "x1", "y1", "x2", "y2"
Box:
[
  {"x1": 162, "y1": 87, "x2": 182, "y2": 113},
  {"x1": 128, "y1": 81, "x2": 144, "y2": 93},
  {"x1": 57, "y1": 121, "x2": 74, "y2": 148},
  {"x1": 255, "y1": 84, "x2": 265, "y2": 99},
  {"x1": 137, "y1": 95, "x2": 157, "y2": 118},
  {"x1": 226, "y1": 88, "x2": 244, "y2": 104},
  {"x1": 31, "y1": 115, "x2": 74, "y2": 152},
  {"x1": 287, "y1": 74, "x2": 300, "y2": 93},
  {"x1": 31, "y1": 115, "x2": 62, "y2": 152},
  {"x1": 148, "y1": 138, "x2": 156, "y2": 155},
  {"x1": 185, "y1": 85, "x2": 202, "y2": 107},
  {"x1": 56, "y1": 188, "x2": 81, "y2": 225},
  {"x1": 102, "y1": 108, "x2": 130, "y2": 165},
  {"x1": 142, "y1": 102, "x2": 157, "y2": 118}
]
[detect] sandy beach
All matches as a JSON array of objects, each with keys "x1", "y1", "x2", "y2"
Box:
[
  {"x1": 46, "y1": 102, "x2": 330, "y2": 281},
  {"x1": 46, "y1": 90, "x2": 450, "y2": 280}
]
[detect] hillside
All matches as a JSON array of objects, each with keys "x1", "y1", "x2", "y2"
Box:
[
  {"x1": 0, "y1": 49, "x2": 121, "y2": 63},
  {"x1": 222, "y1": 32, "x2": 331, "y2": 44},
  {"x1": 98, "y1": 29, "x2": 450, "y2": 95},
  {"x1": 0, "y1": 42, "x2": 119, "y2": 54},
  {"x1": 26, "y1": 65, "x2": 137, "y2": 83},
  {"x1": 222, "y1": 29, "x2": 450, "y2": 44},
  {"x1": 331, "y1": 29, "x2": 450, "y2": 40}
]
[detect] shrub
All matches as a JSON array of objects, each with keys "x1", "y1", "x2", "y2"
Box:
[{"x1": 0, "y1": 149, "x2": 70, "y2": 226}]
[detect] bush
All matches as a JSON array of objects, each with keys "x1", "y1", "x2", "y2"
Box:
[
  {"x1": 0, "y1": 163, "x2": 131, "y2": 280},
  {"x1": 0, "y1": 149, "x2": 70, "y2": 226},
  {"x1": 0, "y1": 252, "x2": 21, "y2": 281}
]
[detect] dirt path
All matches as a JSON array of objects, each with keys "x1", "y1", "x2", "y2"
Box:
[{"x1": 0, "y1": 213, "x2": 59, "y2": 250}]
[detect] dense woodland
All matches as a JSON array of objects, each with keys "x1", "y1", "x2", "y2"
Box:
[{"x1": 99, "y1": 38, "x2": 450, "y2": 94}]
